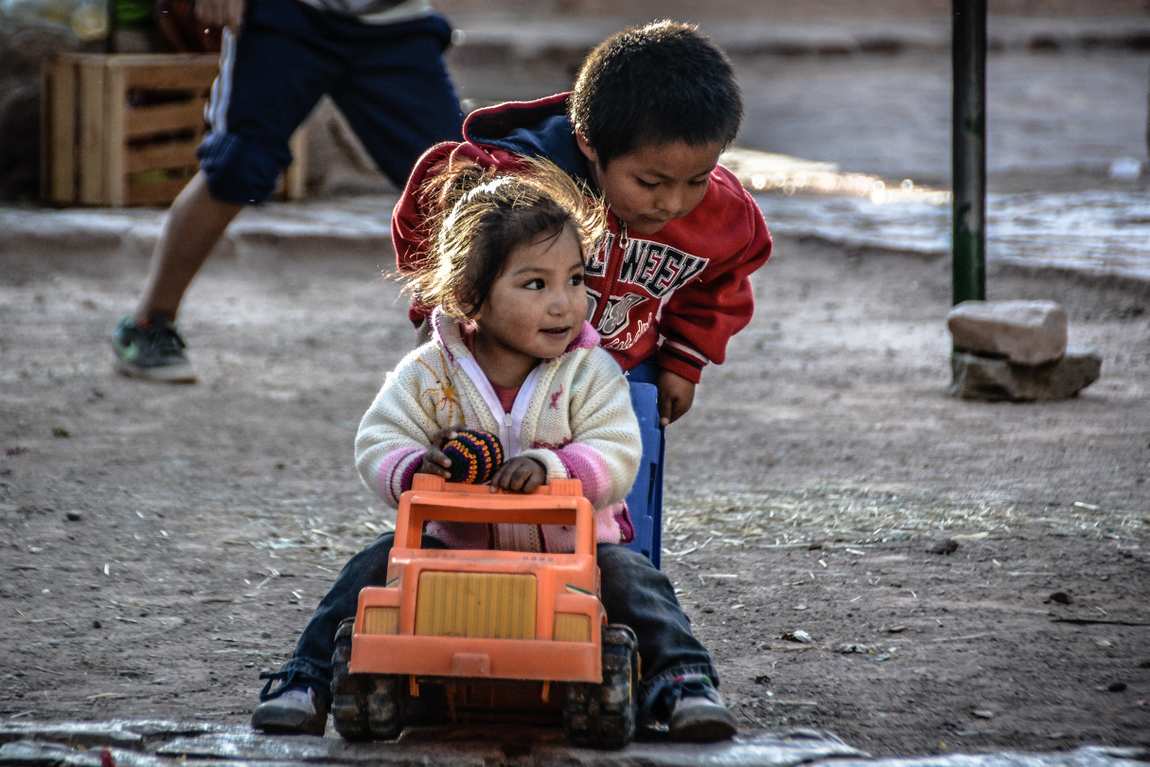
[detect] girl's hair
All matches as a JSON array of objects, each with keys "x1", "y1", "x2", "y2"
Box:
[{"x1": 407, "y1": 158, "x2": 606, "y2": 318}]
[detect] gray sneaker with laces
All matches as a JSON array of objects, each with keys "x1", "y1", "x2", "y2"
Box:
[
  {"x1": 667, "y1": 679, "x2": 738, "y2": 742},
  {"x1": 112, "y1": 315, "x2": 197, "y2": 383},
  {"x1": 251, "y1": 685, "x2": 328, "y2": 736}
]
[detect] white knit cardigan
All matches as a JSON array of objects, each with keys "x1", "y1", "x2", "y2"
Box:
[{"x1": 355, "y1": 310, "x2": 642, "y2": 552}]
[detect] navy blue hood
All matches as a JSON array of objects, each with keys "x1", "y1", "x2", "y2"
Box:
[{"x1": 462, "y1": 93, "x2": 592, "y2": 185}]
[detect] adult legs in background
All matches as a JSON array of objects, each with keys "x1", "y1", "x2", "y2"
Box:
[
  {"x1": 113, "y1": 3, "x2": 343, "y2": 382},
  {"x1": 135, "y1": 172, "x2": 242, "y2": 324}
]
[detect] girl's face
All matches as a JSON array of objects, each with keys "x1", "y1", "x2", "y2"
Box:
[{"x1": 474, "y1": 224, "x2": 588, "y2": 368}]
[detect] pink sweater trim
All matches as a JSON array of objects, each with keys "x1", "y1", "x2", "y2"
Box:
[
  {"x1": 554, "y1": 442, "x2": 611, "y2": 508},
  {"x1": 613, "y1": 503, "x2": 635, "y2": 543},
  {"x1": 376, "y1": 446, "x2": 425, "y2": 506},
  {"x1": 565, "y1": 321, "x2": 601, "y2": 352}
]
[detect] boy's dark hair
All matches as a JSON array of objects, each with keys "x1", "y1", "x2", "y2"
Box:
[{"x1": 570, "y1": 20, "x2": 743, "y2": 168}]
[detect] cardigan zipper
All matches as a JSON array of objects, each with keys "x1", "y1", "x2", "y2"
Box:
[
  {"x1": 455, "y1": 355, "x2": 543, "y2": 458},
  {"x1": 453, "y1": 356, "x2": 546, "y2": 553}
]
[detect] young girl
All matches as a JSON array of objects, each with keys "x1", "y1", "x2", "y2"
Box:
[
  {"x1": 251, "y1": 160, "x2": 736, "y2": 742},
  {"x1": 357, "y1": 159, "x2": 641, "y2": 550}
]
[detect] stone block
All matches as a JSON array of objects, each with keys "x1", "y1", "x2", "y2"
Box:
[
  {"x1": 0, "y1": 20, "x2": 79, "y2": 201},
  {"x1": 0, "y1": 20, "x2": 79, "y2": 81},
  {"x1": 949, "y1": 349, "x2": 1102, "y2": 402},
  {"x1": 0, "y1": 84, "x2": 41, "y2": 200},
  {"x1": 2, "y1": 719, "x2": 1144, "y2": 767},
  {"x1": 947, "y1": 300, "x2": 1068, "y2": 366},
  {"x1": 0, "y1": 723, "x2": 143, "y2": 748}
]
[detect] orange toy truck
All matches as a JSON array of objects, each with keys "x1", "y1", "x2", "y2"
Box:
[{"x1": 329, "y1": 474, "x2": 639, "y2": 748}]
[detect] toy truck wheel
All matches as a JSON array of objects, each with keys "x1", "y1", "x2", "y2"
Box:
[
  {"x1": 330, "y1": 618, "x2": 406, "y2": 741},
  {"x1": 563, "y1": 623, "x2": 638, "y2": 749},
  {"x1": 330, "y1": 618, "x2": 371, "y2": 740},
  {"x1": 364, "y1": 675, "x2": 404, "y2": 739}
]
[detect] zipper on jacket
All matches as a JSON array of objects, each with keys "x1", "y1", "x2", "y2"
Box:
[
  {"x1": 506, "y1": 365, "x2": 542, "y2": 456},
  {"x1": 502, "y1": 413, "x2": 514, "y2": 454},
  {"x1": 589, "y1": 214, "x2": 628, "y2": 329},
  {"x1": 455, "y1": 354, "x2": 542, "y2": 458}
]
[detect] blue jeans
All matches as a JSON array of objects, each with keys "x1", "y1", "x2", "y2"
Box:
[{"x1": 264, "y1": 534, "x2": 718, "y2": 722}]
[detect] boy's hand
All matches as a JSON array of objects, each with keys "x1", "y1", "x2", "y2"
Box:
[
  {"x1": 417, "y1": 429, "x2": 458, "y2": 479},
  {"x1": 196, "y1": 0, "x2": 244, "y2": 29},
  {"x1": 657, "y1": 368, "x2": 696, "y2": 426},
  {"x1": 491, "y1": 457, "x2": 546, "y2": 493}
]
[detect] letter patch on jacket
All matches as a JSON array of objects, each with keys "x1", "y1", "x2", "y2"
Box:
[
  {"x1": 586, "y1": 231, "x2": 612, "y2": 277},
  {"x1": 618, "y1": 239, "x2": 709, "y2": 299}
]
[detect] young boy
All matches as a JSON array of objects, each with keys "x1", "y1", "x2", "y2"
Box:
[
  {"x1": 394, "y1": 19, "x2": 772, "y2": 427},
  {"x1": 251, "y1": 20, "x2": 769, "y2": 742}
]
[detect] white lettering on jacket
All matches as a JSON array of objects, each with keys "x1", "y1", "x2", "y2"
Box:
[
  {"x1": 617, "y1": 239, "x2": 709, "y2": 298},
  {"x1": 586, "y1": 237, "x2": 711, "y2": 350}
]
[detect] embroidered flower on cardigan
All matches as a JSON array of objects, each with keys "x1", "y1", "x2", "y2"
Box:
[
  {"x1": 530, "y1": 438, "x2": 573, "y2": 451},
  {"x1": 415, "y1": 348, "x2": 461, "y2": 421},
  {"x1": 549, "y1": 384, "x2": 565, "y2": 410}
]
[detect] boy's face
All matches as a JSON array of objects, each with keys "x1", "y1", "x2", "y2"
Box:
[{"x1": 577, "y1": 135, "x2": 723, "y2": 236}]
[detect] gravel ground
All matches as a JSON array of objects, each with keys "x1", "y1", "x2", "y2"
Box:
[{"x1": 1, "y1": 233, "x2": 1147, "y2": 755}]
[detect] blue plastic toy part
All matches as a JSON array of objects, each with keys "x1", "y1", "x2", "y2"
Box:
[{"x1": 623, "y1": 379, "x2": 664, "y2": 569}]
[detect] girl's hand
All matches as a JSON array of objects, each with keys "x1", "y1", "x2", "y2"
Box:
[
  {"x1": 417, "y1": 429, "x2": 458, "y2": 478},
  {"x1": 418, "y1": 447, "x2": 452, "y2": 479},
  {"x1": 657, "y1": 368, "x2": 696, "y2": 426},
  {"x1": 196, "y1": 0, "x2": 245, "y2": 29},
  {"x1": 491, "y1": 457, "x2": 546, "y2": 493}
]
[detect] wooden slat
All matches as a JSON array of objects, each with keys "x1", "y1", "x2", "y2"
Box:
[
  {"x1": 283, "y1": 127, "x2": 307, "y2": 201},
  {"x1": 62, "y1": 53, "x2": 206, "y2": 67},
  {"x1": 125, "y1": 100, "x2": 205, "y2": 139},
  {"x1": 104, "y1": 65, "x2": 127, "y2": 206},
  {"x1": 58, "y1": 53, "x2": 218, "y2": 89},
  {"x1": 78, "y1": 60, "x2": 106, "y2": 205},
  {"x1": 102, "y1": 53, "x2": 217, "y2": 68},
  {"x1": 124, "y1": 63, "x2": 218, "y2": 92},
  {"x1": 126, "y1": 141, "x2": 199, "y2": 173},
  {"x1": 44, "y1": 57, "x2": 77, "y2": 204},
  {"x1": 127, "y1": 175, "x2": 191, "y2": 207}
]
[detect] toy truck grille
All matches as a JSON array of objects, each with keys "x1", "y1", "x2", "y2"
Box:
[
  {"x1": 415, "y1": 572, "x2": 536, "y2": 640},
  {"x1": 348, "y1": 477, "x2": 602, "y2": 684}
]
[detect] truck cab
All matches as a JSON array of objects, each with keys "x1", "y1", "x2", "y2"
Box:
[{"x1": 331, "y1": 473, "x2": 639, "y2": 748}]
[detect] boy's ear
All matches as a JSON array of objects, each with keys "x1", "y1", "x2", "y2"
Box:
[{"x1": 575, "y1": 131, "x2": 599, "y2": 168}]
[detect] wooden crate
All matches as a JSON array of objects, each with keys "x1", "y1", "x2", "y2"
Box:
[{"x1": 42, "y1": 53, "x2": 305, "y2": 207}]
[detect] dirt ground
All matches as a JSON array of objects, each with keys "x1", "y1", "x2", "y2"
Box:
[{"x1": 0, "y1": 233, "x2": 1148, "y2": 756}]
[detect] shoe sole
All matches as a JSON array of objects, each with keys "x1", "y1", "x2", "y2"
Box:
[
  {"x1": 668, "y1": 712, "x2": 738, "y2": 743},
  {"x1": 114, "y1": 359, "x2": 198, "y2": 384},
  {"x1": 251, "y1": 711, "x2": 326, "y2": 737},
  {"x1": 251, "y1": 721, "x2": 326, "y2": 737}
]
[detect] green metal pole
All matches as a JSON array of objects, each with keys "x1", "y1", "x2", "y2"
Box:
[{"x1": 952, "y1": 0, "x2": 986, "y2": 305}]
